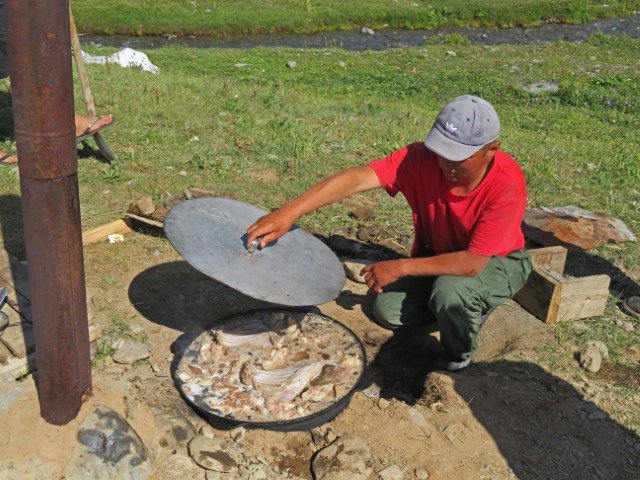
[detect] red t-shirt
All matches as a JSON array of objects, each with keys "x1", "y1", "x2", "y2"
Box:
[{"x1": 369, "y1": 142, "x2": 527, "y2": 257}]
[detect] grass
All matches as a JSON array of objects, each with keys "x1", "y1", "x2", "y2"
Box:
[
  {"x1": 0, "y1": 30, "x2": 638, "y2": 431},
  {"x1": 69, "y1": 0, "x2": 640, "y2": 36}
]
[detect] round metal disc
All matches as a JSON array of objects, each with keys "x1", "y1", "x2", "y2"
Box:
[{"x1": 164, "y1": 198, "x2": 345, "y2": 306}]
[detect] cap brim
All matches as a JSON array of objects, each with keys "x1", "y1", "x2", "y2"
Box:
[{"x1": 424, "y1": 127, "x2": 483, "y2": 162}]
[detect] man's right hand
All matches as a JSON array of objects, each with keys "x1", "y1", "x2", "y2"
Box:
[{"x1": 246, "y1": 207, "x2": 297, "y2": 249}]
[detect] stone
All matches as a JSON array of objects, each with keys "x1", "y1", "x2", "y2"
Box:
[
  {"x1": 286, "y1": 61, "x2": 297, "y2": 68},
  {"x1": 349, "y1": 207, "x2": 376, "y2": 221},
  {"x1": 128, "y1": 196, "x2": 155, "y2": 216},
  {"x1": 312, "y1": 435, "x2": 374, "y2": 480},
  {"x1": 415, "y1": 468, "x2": 430, "y2": 479},
  {"x1": 361, "y1": 27, "x2": 375, "y2": 35},
  {"x1": 580, "y1": 346, "x2": 602, "y2": 373},
  {"x1": 189, "y1": 435, "x2": 238, "y2": 472},
  {"x1": 405, "y1": 407, "x2": 427, "y2": 430},
  {"x1": 230, "y1": 426, "x2": 246, "y2": 442},
  {"x1": 379, "y1": 464, "x2": 404, "y2": 480},
  {"x1": 112, "y1": 340, "x2": 152, "y2": 364},
  {"x1": 154, "y1": 413, "x2": 196, "y2": 454},
  {"x1": 620, "y1": 322, "x2": 635, "y2": 333},
  {"x1": 343, "y1": 259, "x2": 373, "y2": 283},
  {"x1": 65, "y1": 405, "x2": 154, "y2": 480}
]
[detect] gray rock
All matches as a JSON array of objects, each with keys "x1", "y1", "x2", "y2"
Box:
[
  {"x1": 415, "y1": 468, "x2": 430, "y2": 479},
  {"x1": 312, "y1": 435, "x2": 374, "y2": 480},
  {"x1": 405, "y1": 407, "x2": 427, "y2": 430},
  {"x1": 580, "y1": 346, "x2": 602, "y2": 373},
  {"x1": 154, "y1": 413, "x2": 196, "y2": 455},
  {"x1": 379, "y1": 464, "x2": 404, "y2": 480},
  {"x1": 620, "y1": 321, "x2": 635, "y2": 332},
  {"x1": 65, "y1": 405, "x2": 154, "y2": 480},
  {"x1": 230, "y1": 426, "x2": 246, "y2": 442},
  {"x1": 361, "y1": 27, "x2": 375, "y2": 35},
  {"x1": 343, "y1": 259, "x2": 372, "y2": 283},
  {"x1": 189, "y1": 435, "x2": 238, "y2": 472},
  {"x1": 286, "y1": 61, "x2": 297, "y2": 68},
  {"x1": 112, "y1": 340, "x2": 152, "y2": 364}
]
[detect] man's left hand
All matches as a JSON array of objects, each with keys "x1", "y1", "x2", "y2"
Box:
[{"x1": 360, "y1": 260, "x2": 404, "y2": 294}]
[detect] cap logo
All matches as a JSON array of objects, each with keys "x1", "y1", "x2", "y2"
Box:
[{"x1": 445, "y1": 122, "x2": 457, "y2": 133}]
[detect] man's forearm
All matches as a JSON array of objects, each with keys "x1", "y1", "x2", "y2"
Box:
[{"x1": 397, "y1": 250, "x2": 492, "y2": 278}]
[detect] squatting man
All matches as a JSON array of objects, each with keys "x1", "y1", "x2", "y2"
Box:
[{"x1": 247, "y1": 95, "x2": 532, "y2": 372}]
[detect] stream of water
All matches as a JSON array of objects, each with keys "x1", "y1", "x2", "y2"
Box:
[{"x1": 81, "y1": 14, "x2": 640, "y2": 51}]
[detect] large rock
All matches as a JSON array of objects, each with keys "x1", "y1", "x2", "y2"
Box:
[
  {"x1": 312, "y1": 435, "x2": 374, "y2": 480},
  {"x1": 65, "y1": 405, "x2": 154, "y2": 480}
]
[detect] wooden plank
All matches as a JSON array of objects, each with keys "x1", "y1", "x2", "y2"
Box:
[
  {"x1": 556, "y1": 274, "x2": 610, "y2": 322},
  {"x1": 0, "y1": 321, "x2": 101, "y2": 381},
  {"x1": 82, "y1": 218, "x2": 132, "y2": 246},
  {"x1": 556, "y1": 290, "x2": 610, "y2": 322},
  {"x1": 513, "y1": 266, "x2": 563, "y2": 324},
  {"x1": 527, "y1": 246, "x2": 567, "y2": 273},
  {"x1": 561, "y1": 274, "x2": 610, "y2": 295}
]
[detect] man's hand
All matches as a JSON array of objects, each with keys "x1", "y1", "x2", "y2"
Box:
[
  {"x1": 246, "y1": 208, "x2": 296, "y2": 249},
  {"x1": 360, "y1": 260, "x2": 405, "y2": 294}
]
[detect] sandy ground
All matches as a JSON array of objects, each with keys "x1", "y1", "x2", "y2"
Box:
[{"x1": 1, "y1": 242, "x2": 639, "y2": 479}]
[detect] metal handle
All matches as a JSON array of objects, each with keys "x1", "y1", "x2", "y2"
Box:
[
  {"x1": 245, "y1": 238, "x2": 262, "y2": 257},
  {"x1": 0, "y1": 287, "x2": 8, "y2": 308}
]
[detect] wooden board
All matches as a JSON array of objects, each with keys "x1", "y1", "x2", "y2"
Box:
[
  {"x1": 556, "y1": 274, "x2": 610, "y2": 322},
  {"x1": 515, "y1": 247, "x2": 610, "y2": 323},
  {"x1": 527, "y1": 246, "x2": 567, "y2": 273},
  {"x1": 82, "y1": 218, "x2": 132, "y2": 246},
  {"x1": 514, "y1": 266, "x2": 564, "y2": 324}
]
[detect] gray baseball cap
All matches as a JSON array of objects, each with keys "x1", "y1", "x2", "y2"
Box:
[{"x1": 424, "y1": 95, "x2": 500, "y2": 161}]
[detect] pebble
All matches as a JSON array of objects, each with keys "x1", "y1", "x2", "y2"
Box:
[
  {"x1": 405, "y1": 407, "x2": 427, "y2": 430},
  {"x1": 230, "y1": 426, "x2": 246, "y2": 442},
  {"x1": 379, "y1": 464, "x2": 403, "y2": 480},
  {"x1": 361, "y1": 27, "x2": 375, "y2": 35},
  {"x1": 154, "y1": 413, "x2": 196, "y2": 454},
  {"x1": 312, "y1": 435, "x2": 374, "y2": 480},
  {"x1": 579, "y1": 346, "x2": 602, "y2": 373},
  {"x1": 286, "y1": 61, "x2": 297, "y2": 68},
  {"x1": 585, "y1": 340, "x2": 609, "y2": 357},
  {"x1": 112, "y1": 339, "x2": 152, "y2": 364},
  {"x1": 377, "y1": 398, "x2": 390, "y2": 409},
  {"x1": 415, "y1": 468, "x2": 429, "y2": 479},
  {"x1": 620, "y1": 322, "x2": 635, "y2": 332},
  {"x1": 342, "y1": 259, "x2": 372, "y2": 283}
]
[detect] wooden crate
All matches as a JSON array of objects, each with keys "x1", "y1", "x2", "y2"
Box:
[{"x1": 514, "y1": 246, "x2": 611, "y2": 323}]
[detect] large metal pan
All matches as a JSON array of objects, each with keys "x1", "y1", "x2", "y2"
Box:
[{"x1": 171, "y1": 308, "x2": 367, "y2": 431}]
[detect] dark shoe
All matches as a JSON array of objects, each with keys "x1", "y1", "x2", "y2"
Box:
[
  {"x1": 623, "y1": 296, "x2": 640, "y2": 319},
  {"x1": 427, "y1": 354, "x2": 471, "y2": 373}
]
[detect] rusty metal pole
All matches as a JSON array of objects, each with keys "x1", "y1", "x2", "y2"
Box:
[{"x1": 5, "y1": 0, "x2": 91, "y2": 424}]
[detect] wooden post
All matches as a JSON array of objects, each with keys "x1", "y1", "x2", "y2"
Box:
[{"x1": 5, "y1": 0, "x2": 92, "y2": 424}]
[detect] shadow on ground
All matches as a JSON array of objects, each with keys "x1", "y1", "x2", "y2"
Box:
[{"x1": 448, "y1": 360, "x2": 639, "y2": 479}]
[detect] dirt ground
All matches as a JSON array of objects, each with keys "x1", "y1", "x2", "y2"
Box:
[{"x1": 1, "y1": 234, "x2": 639, "y2": 479}]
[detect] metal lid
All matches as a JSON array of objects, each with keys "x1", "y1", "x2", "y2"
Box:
[{"x1": 164, "y1": 198, "x2": 345, "y2": 306}]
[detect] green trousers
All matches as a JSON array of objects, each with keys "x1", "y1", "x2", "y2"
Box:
[{"x1": 372, "y1": 250, "x2": 532, "y2": 361}]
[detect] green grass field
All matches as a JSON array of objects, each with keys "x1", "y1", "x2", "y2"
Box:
[
  {"x1": 0, "y1": 7, "x2": 638, "y2": 432},
  {"x1": 70, "y1": 0, "x2": 640, "y2": 36}
]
